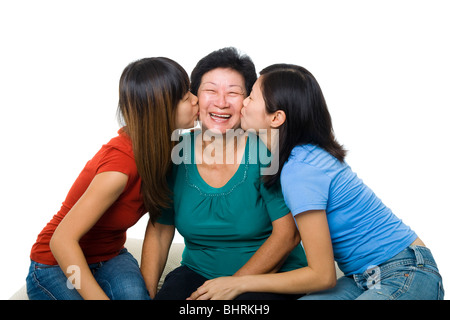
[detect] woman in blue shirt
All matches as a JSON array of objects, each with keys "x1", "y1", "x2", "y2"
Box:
[{"x1": 188, "y1": 63, "x2": 444, "y2": 300}]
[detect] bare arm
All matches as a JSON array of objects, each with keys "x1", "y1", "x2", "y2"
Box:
[
  {"x1": 189, "y1": 210, "x2": 336, "y2": 300},
  {"x1": 140, "y1": 221, "x2": 174, "y2": 298},
  {"x1": 50, "y1": 171, "x2": 128, "y2": 300},
  {"x1": 233, "y1": 212, "x2": 300, "y2": 276}
]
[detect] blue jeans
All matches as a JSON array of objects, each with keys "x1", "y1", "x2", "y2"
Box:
[
  {"x1": 300, "y1": 245, "x2": 444, "y2": 300},
  {"x1": 26, "y1": 248, "x2": 150, "y2": 300}
]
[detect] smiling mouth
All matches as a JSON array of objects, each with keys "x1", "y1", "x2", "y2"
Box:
[{"x1": 210, "y1": 112, "x2": 231, "y2": 121}]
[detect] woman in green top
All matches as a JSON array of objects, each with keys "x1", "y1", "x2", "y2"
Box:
[{"x1": 140, "y1": 47, "x2": 307, "y2": 300}]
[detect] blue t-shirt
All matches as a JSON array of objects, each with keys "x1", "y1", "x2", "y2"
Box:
[{"x1": 281, "y1": 144, "x2": 417, "y2": 275}]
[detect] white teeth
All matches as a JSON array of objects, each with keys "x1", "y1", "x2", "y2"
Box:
[{"x1": 210, "y1": 112, "x2": 231, "y2": 118}]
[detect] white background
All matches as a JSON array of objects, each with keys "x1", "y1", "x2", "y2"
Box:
[{"x1": 1, "y1": 0, "x2": 449, "y2": 299}]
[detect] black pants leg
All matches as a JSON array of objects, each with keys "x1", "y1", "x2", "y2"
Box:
[{"x1": 154, "y1": 265, "x2": 208, "y2": 300}]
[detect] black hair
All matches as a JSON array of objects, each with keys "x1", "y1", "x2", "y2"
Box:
[
  {"x1": 190, "y1": 47, "x2": 257, "y2": 96},
  {"x1": 260, "y1": 64, "x2": 347, "y2": 187},
  {"x1": 117, "y1": 57, "x2": 190, "y2": 223}
]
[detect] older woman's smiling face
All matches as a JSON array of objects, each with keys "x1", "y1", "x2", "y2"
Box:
[{"x1": 197, "y1": 68, "x2": 246, "y2": 134}]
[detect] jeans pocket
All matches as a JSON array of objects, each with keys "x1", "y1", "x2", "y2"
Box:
[
  {"x1": 27, "y1": 261, "x2": 83, "y2": 300},
  {"x1": 419, "y1": 263, "x2": 442, "y2": 278}
]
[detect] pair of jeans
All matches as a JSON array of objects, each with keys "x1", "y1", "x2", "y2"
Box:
[
  {"x1": 300, "y1": 245, "x2": 444, "y2": 300},
  {"x1": 155, "y1": 265, "x2": 301, "y2": 300},
  {"x1": 26, "y1": 248, "x2": 150, "y2": 300}
]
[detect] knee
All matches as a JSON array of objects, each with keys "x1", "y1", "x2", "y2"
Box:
[
  {"x1": 115, "y1": 281, "x2": 150, "y2": 300},
  {"x1": 98, "y1": 273, "x2": 150, "y2": 300}
]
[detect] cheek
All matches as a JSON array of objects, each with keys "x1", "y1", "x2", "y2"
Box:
[
  {"x1": 245, "y1": 107, "x2": 266, "y2": 128},
  {"x1": 199, "y1": 107, "x2": 208, "y2": 120},
  {"x1": 198, "y1": 94, "x2": 212, "y2": 107},
  {"x1": 199, "y1": 102, "x2": 213, "y2": 117},
  {"x1": 233, "y1": 97, "x2": 245, "y2": 109},
  {"x1": 177, "y1": 104, "x2": 191, "y2": 121},
  {"x1": 198, "y1": 98, "x2": 209, "y2": 113},
  {"x1": 227, "y1": 101, "x2": 244, "y2": 117},
  {"x1": 245, "y1": 105, "x2": 256, "y2": 119}
]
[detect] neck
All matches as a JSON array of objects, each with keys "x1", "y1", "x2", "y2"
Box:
[
  {"x1": 197, "y1": 129, "x2": 246, "y2": 166},
  {"x1": 259, "y1": 128, "x2": 279, "y2": 152}
]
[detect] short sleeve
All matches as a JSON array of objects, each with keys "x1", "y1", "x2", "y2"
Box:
[
  {"x1": 96, "y1": 146, "x2": 136, "y2": 178},
  {"x1": 260, "y1": 179, "x2": 290, "y2": 221},
  {"x1": 156, "y1": 166, "x2": 178, "y2": 226},
  {"x1": 156, "y1": 206, "x2": 175, "y2": 225},
  {"x1": 280, "y1": 161, "x2": 331, "y2": 216}
]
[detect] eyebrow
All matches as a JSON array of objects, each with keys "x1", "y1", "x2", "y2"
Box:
[{"x1": 202, "y1": 82, "x2": 244, "y2": 90}]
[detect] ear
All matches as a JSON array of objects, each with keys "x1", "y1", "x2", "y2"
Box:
[{"x1": 270, "y1": 110, "x2": 286, "y2": 128}]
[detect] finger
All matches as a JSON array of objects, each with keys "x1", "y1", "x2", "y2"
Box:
[
  {"x1": 188, "y1": 290, "x2": 200, "y2": 300},
  {"x1": 196, "y1": 292, "x2": 211, "y2": 300}
]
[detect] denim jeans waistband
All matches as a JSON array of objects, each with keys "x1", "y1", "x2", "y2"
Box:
[
  {"x1": 352, "y1": 245, "x2": 439, "y2": 290},
  {"x1": 388, "y1": 245, "x2": 437, "y2": 268}
]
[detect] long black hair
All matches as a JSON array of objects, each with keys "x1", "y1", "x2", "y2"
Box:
[
  {"x1": 117, "y1": 57, "x2": 190, "y2": 223},
  {"x1": 260, "y1": 64, "x2": 346, "y2": 187}
]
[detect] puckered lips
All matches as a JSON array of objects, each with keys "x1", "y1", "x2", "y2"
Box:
[{"x1": 209, "y1": 112, "x2": 232, "y2": 123}]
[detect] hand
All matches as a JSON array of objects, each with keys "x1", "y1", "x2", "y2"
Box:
[{"x1": 187, "y1": 276, "x2": 245, "y2": 300}]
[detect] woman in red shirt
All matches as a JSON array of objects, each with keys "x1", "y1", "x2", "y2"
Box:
[{"x1": 26, "y1": 57, "x2": 199, "y2": 300}]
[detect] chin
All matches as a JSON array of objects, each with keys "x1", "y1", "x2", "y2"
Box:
[
  {"x1": 240, "y1": 119, "x2": 250, "y2": 131},
  {"x1": 203, "y1": 119, "x2": 239, "y2": 134},
  {"x1": 203, "y1": 124, "x2": 229, "y2": 135}
]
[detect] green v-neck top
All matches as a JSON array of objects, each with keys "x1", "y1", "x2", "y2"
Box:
[{"x1": 158, "y1": 132, "x2": 307, "y2": 279}]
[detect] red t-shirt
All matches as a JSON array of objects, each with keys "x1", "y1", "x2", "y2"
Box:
[{"x1": 30, "y1": 129, "x2": 146, "y2": 265}]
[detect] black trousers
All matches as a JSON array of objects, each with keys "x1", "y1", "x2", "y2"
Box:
[{"x1": 154, "y1": 265, "x2": 301, "y2": 300}]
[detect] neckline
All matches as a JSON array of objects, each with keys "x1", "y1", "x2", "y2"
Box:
[{"x1": 186, "y1": 134, "x2": 249, "y2": 195}]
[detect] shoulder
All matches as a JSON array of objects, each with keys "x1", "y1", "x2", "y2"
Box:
[
  {"x1": 283, "y1": 145, "x2": 324, "y2": 173},
  {"x1": 94, "y1": 130, "x2": 137, "y2": 178},
  {"x1": 288, "y1": 144, "x2": 336, "y2": 164},
  {"x1": 283, "y1": 144, "x2": 344, "y2": 177},
  {"x1": 104, "y1": 129, "x2": 134, "y2": 158},
  {"x1": 280, "y1": 145, "x2": 340, "y2": 194},
  {"x1": 280, "y1": 146, "x2": 334, "y2": 214}
]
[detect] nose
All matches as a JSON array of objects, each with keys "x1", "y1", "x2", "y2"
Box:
[
  {"x1": 190, "y1": 92, "x2": 198, "y2": 106},
  {"x1": 243, "y1": 96, "x2": 249, "y2": 107},
  {"x1": 214, "y1": 92, "x2": 228, "y2": 108}
]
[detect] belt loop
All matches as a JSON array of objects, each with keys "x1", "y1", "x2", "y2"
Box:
[{"x1": 411, "y1": 245, "x2": 425, "y2": 267}]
